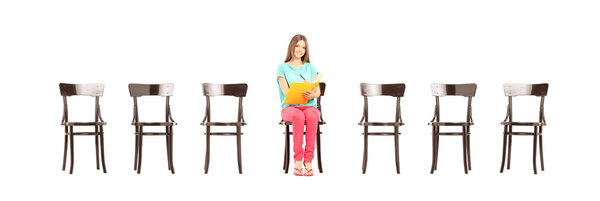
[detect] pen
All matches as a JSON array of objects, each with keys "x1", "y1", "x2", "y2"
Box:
[{"x1": 299, "y1": 74, "x2": 306, "y2": 81}]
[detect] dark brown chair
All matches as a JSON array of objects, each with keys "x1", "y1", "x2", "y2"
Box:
[
  {"x1": 428, "y1": 83, "x2": 476, "y2": 174},
  {"x1": 200, "y1": 83, "x2": 248, "y2": 174},
  {"x1": 281, "y1": 82, "x2": 326, "y2": 174},
  {"x1": 500, "y1": 83, "x2": 548, "y2": 174},
  {"x1": 59, "y1": 83, "x2": 107, "y2": 174},
  {"x1": 358, "y1": 83, "x2": 405, "y2": 174},
  {"x1": 129, "y1": 83, "x2": 176, "y2": 174}
]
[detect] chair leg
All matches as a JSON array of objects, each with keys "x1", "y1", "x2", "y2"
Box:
[
  {"x1": 284, "y1": 126, "x2": 291, "y2": 174},
  {"x1": 467, "y1": 134, "x2": 472, "y2": 170},
  {"x1": 69, "y1": 126, "x2": 74, "y2": 174},
  {"x1": 137, "y1": 126, "x2": 143, "y2": 174},
  {"x1": 539, "y1": 133, "x2": 545, "y2": 171},
  {"x1": 95, "y1": 126, "x2": 100, "y2": 170},
  {"x1": 462, "y1": 126, "x2": 468, "y2": 174},
  {"x1": 134, "y1": 127, "x2": 139, "y2": 171},
  {"x1": 316, "y1": 126, "x2": 323, "y2": 173},
  {"x1": 99, "y1": 126, "x2": 107, "y2": 173},
  {"x1": 430, "y1": 128, "x2": 436, "y2": 174},
  {"x1": 435, "y1": 134, "x2": 439, "y2": 170},
  {"x1": 507, "y1": 133, "x2": 513, "y2": 170},
  {"x1": 533, "y1": 127, "x2": 538, "y2": 174},
  {"x1": 500, "y1": 127, "x2": 508, "y2": 173},
  {"x1": 394, "y1": 130, "x2": 400, "y2": 174},
  {"x1": 166, "y1": 135, "x2": 171, "y2": 171},
  {"x1": 283, "y1": 126, "x2": 288, "y2": 171},
  {"x1": 362, "y1": 126, "x2": 368, "y2": 174},
  {"x1": 204, "y1": 128, "x2": 211, "y2": 174},
  {"x1": 236, "y1": 128, "x2": 243, "y2": 174},
  {"x1": 169, "y1": 131, "x2": 175, "y2": 174},
  {"x1": 62, "y1": 134, "x2": 68, "y2": 171}
]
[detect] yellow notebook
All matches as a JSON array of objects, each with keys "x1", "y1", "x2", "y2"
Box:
[{"x1": 283, "y1": 73, "x2": 323, "y2": 105}]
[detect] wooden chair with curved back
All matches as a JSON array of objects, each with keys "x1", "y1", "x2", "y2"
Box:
[
  {"x1": 59, "y1": 83, "x2": 107, "y2": 174},
  {"x1": 200, "y1": 83, "x2": 248, "y2": 174},
  {"x1": 499, "y1": 83, "x2": 549, "y2": 174},
  {"x1": 129, "y1": 83, "x2": 177, "y2": 174},
  {"x1": 428, "y1": 83, "x2": 477, "y2": 174},
  {"x1": 358, "y1": 83, "x2": 406, "y2": 174}
]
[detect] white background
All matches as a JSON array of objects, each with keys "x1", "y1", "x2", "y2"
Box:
[{"x1": 1, "y1": 0, "x2": 599, "y2": 200}]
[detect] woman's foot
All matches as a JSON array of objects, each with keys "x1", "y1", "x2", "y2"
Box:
[
  {"x1": 304, "y1": 162, "x2": 314, "y2": 176},
  {"x1": 294, "y1": 161, "x2": 303, "y2": 176}
]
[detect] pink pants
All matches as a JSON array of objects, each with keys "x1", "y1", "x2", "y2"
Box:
[{"x1": 281, "y1": 106, "x2": 320, "y2": 163}]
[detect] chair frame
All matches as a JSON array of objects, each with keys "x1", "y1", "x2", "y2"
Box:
[
  {"x1": 358, "y1": 83, "x2": 406, "y2": 174},
  {"x1": 428, "y1": 83, "x2": 476, "y2": 174},
  {"x1": 129, "y1": 83, "x2": 176, "y2": 174},
  {"x1": 59, "y1": 83, "x2": 107, "y2": 174},
  {"x1": 200, "y1": 83, "x2": 248, "y2": 174},
  {"x1": 281, "y1": 83, "x2": 326, "y2": 174},
  {"x1": 499, "y1": 83, "x2": 548, "y2": 174}
]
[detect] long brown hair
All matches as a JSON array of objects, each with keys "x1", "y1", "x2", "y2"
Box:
[{"x1": 284, "y1": 34, "x2": 310, "y2": 63}]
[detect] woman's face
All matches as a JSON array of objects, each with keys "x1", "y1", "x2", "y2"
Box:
[{"x1": 293, "y1": 40, "x2": 306, "y2": 59}]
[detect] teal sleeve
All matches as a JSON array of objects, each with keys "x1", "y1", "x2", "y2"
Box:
[
  {"x1": 310, "y1": 64, "x2": 319, "y2": 81},
  {"x1": 277, "y1": 64, "x2": 286, "y2": 78}
]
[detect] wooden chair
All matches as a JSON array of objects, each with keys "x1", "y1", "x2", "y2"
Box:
[
  {"x1": 499, "y1": 83, "x2": 548, "y2": 174},
  {"x1": 129, "y1": 83, "x2": 176, "y2": 174},
  {"x1": 200, "y1": 83, "x2": 248, "y2": 174},
  {"x1": 358, "y1": 83, "x2": 406, "y2": 174},
  {"x1": 59, "y1": 83, "x2": 107, "y2": 174},
  {"x1": 428, "y1": 83, "x2": 476, "y2": 174},
  {"x1": 281, "y1": 83, "x2": 326, "y2": 174}
]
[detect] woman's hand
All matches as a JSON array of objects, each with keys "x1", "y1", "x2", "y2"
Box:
[{"x1": 302, "y1": 89, "x2": 315, "y2": 99}]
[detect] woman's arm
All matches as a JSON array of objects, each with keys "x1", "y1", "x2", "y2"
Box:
[{"x1": 278, "y1": 76, "x2": 289, "y2": 95}]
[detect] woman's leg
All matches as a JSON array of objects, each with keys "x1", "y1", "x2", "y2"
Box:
[
  {"x1": 281, "y1": 106, "x2": 306, "y2": 163},
  {"x1": 302, "y1": 106, "x2": 320, "y2": 164}
]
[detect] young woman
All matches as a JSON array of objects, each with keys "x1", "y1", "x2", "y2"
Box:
[{"x1": 277, "y1": 34, "x2": 321, "y2": 176}]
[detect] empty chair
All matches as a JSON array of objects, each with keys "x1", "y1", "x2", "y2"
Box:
[
  {"x1": 428, "y1": 83, "x2": 476, "y2": 174},
  {"x1": 129, "y1": 83, "x2": 176, "y2": 174},
  {"x1": 59, "y1": 83, "x2": 107, "y2": 174},
  {"x1": 500, "y1": 83, "x2": 549, "y2": 174},
  {"x1": 281, "y1": 82, "x2": 326, "y2": 174},
  {"x1": 358, "y1": 83, "x2": 406, "y2": 174},
  {"x1": 201, "y1": 83, "x2": 248, "y2": 174}
]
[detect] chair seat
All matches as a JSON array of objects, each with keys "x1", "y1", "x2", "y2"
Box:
[
  {"x1": 501, "y1": 121, "x2": 545, "y2": 126},
  {"x1": 435, "y1": 132, "x2": 472, "y2": 136},
  {"x1": 201, "y1": 122, "x2": 246, "y2": 126},
  {"x1": 279, "y1": 121, "x2": 326, "y2": 125},
  {"x1": 135, "y1": 132, "x2": 172, "y2": 136},
  {"x1": 358, "y1": 122, "x2": 404, "y2": 126},
  {"x1": 65, "y1": 132, "x2": 102, "y2": 136},
  {"x1": 428, "y1": 122, "x2": 473, "y2": 126},
  {"x1": 506, "y1": 132, "x2": 542, "y2": 136},
  {"x1": 132, "y1": 122, "x2": 177, "y2": 126},
  {"x1": 62, "y1": 121, "x2": 107, "y2": 126},
  {"x1": 205, "y1": 132, "x2": 244, "y2": 136},
  {"x1": 362, "y1": 132, "x2": 402, "y2": 136}
]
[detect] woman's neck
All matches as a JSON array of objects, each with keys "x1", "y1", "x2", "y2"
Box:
[{"x1": 288, "y1": 58, "x2": 304, "y2": 68}]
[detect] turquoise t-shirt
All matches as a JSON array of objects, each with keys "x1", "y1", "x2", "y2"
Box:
[{"x1": 277, "y1": 62, "x2": 319, "y2": 109}]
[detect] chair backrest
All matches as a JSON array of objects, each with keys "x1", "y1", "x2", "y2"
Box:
[
  {"x1": 128, "y1": 83, "x2": 174, "y2": 97},
  {"x1": 430, "y1": 83, "x2": 477, "y2": 124},
  {"x1": 128, "y1": 83, "x2": 175, "y2": 123},
  {"x1": 359, "y1": 83, "x2": 405, "y2": 123},
  {"x1": 503, "y1": 83, "x2": 548, "y2": 125},
  {"x1": 360, "y1": 83, "x2": 405, "y2": 97},
  {"x1": 59, "y1": 83, "x2": 105, "y2": 124},
  {"x1": 431, "y1": 83, "x2": 476, "y2": 97},
  {"x1": 202, "y1": 83, "x2": 249, "y2": 124},
  {"x1": 203, "y1": 83, "x2": 248, "y2": 97},
  {"x1": 60, "y1": 83, "x2": 104, "y2": 97},
  {"x1": 503, "y1": 83, "x2": 548, "y2": 97}
]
